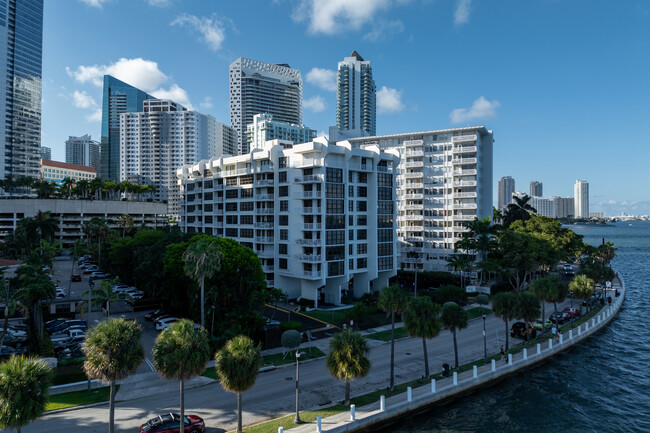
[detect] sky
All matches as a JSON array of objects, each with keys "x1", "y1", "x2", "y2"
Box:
[{"x1": 42, "y1": 0, "x2": 650, "y2": 216}]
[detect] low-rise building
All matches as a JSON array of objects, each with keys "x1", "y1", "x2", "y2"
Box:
[
  {"x1": 246, "y1": 113, "x2": 315, "y2": 151},
  {"x1": 40, "y1": 159, "x2": 97, "y2": 184}
]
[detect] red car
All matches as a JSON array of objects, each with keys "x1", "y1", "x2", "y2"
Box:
[
  {"x1": 71, "y1": 274, "x2": 81, "y2": 282},
  {"x1": 140, "y1": 413, "x2": 205, "y2": 433},
  {"x1": 562, "y1": 307, "x2": 580, "y2": 319}
]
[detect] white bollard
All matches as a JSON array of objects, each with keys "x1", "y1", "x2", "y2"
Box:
[
  {"x1": 585, "y1": 322, "x2": 589, "y2": 331},
  {"x1": 278, "y1": 428, "x2": 283, "y2": 433},
  {"x1": 431, "y1": 379, "x2": 436, "y2": 393},
  {"x1": 317, "y1": 415, "x2": 322, "y2": 433},
  {"x1": 560, "y1": 333, "x2": 564, "y2": 344},
  {"x1": 350, "y1": 404, "x2": 355, "y2": 421},
  {"x1": 598, "y1": 315, "x2": 601, "y2": 324},
  {"x1": 523, "y1": 348, "x2": 528, "y2": 360},
  {"x1": 407, "y1": 387, "x2": 412, "y2": 402},
  {"x1": 592, "y1": 318, "x2": 596, "y2": 327},
  {"x1": 380, "y1": 395, "x2": 385, "y2": 412},
  {"x1": 453, "y1": 371, "x2": 458, "y2": 385},
  {"x1": 537, "y1": 343, "x2": 541, "y2": 354},
  {"x1": 569, "y1": 330, "x2": 573, "y2": 340},
  {"x1": 579, "y1": 325, "x2": 582, "y2": 335},
  {"x1": 491, "y1": 359, "x2": 496, "y2": 371},
  {"x1": 508, "y1": 353, "x2": 512, "y2": 365},
  {"x1": 549, "y1": 339, "x2": 553, "y2": 349},
  {"x1": 473, "y1": 365, "x2": 477, "y2": 378}
]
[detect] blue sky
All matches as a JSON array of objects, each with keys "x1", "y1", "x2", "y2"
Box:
[{"x1": 43, "y1": 0, "x2": 650, "y2": 215}]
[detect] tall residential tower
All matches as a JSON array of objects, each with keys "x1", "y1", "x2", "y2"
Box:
[
  {"x1": 497, "y1": 176, "x2": 515, "y2": 210},
  {"x1": 66, "y1": 134, "x2": 100, "y2": 172},
  {"x1": 335, "y1": 51, "x2": 376, "y2": 138},
  {"x1": 530, "y1": 181, "x2": 543, "y2": 197},
  {"x1": 574, "y1": 180, "x2": 589, "y2": 218}
]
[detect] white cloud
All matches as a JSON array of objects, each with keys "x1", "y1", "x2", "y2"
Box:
[
  {"x1": 306, "y1": 67, "x2": 336, "y2": 92},
  {"x1": 151, "y1": 84, "x2": 194, "y2": 110},
  {"x1": 72, "y1": 90, "x2": 97, "y2": 109},
  {"x1": 199, "y1": 96, "x2": 213, "y2": 110},
  {"x1": 304, "y1": 95, "x2": 327, "y2": 113},
  {"x1": 171, "y1": 14, "x2": 226, "y2": 51},
  {"x1": 79, "y1": 0, "x2": 111, "y2": 8},
  {"x1": 364, "y1": 19, "x2": 404, "y2": 41},
  {"x1": 449, "y1": 96, "x2": 500, "y2": 124},
  {"x1": 66, "y1": 57, "x2": 168, "y2": 92},
  {"x1": 86, "y1": 109, "x2": 102, "y2": 122},
  {"x1": 293, "y1": 0, "x2": 391, "y2": 35},
  {"x1": 146, "y1": 0, "x2": 172, "y2": 6},
  {"x1": 377, "y1": 86, "x2": 405, "y2": 114},
  {"x1": 454, "y1": 0, "x2": 472, "y2": 25}
]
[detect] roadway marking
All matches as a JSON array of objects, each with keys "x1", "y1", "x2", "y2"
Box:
[{"x1": 144, "y1": 357, "x2": 155, "y2": 372}]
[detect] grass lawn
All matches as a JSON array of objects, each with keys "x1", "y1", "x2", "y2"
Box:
[
  {"x1": 366, "y1": 327, "x2": 408, "y2": 342},
  {"x1": 46, "y1": 386, "x2": 116, "y2": 411},
  {"x1": 466, "y1": 307, "x2": 491, "y2": 320},
  {"x1": 201, "y1": 366, "x2": 219, "y2": 380},
  {"x1": 262, "y1": 347, "x2": 326, "y2": 366},
  {"x1": 236, "y1": 406, "x2": 345, "y2": 433},
  {"x1": 301, "y1": 308, "x2": 348, "y2": 327},
  {"x1": 53, "y1": 362, "x2": 87, "y2": 386},
  {"x1": 302, "y1": 306, "x2": 391, "y2": 330}
]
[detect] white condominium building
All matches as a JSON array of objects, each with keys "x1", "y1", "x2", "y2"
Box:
[
  {"x1": 348, "y1": 127, "x2": 494, "y2": 272},
  {"x1": 551, "y1": 196, "x2": 574, "y2": 218},
  {"x1": 246, "y1": 113, "x2": 315, "y2": 151},
  {"x1": 65, "y1": 134, "x2": 100, "y2": 172},
  {"x1": 498, "y1": 176, "x2": 515, "y2": 210},
  {"x1": 120, "y1": 100, "x2": 220, "y2": 217},
  {"x1": 574, "y1": 180, "x2": 589, "y2": 218},
  {"x1": 177, "y1": 138, "x2": 400, "y2": 306},
  {"x1": 529, "y1": 195, "x2": 555, "y2": 218}
]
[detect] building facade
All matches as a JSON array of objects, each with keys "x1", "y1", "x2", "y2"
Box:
[
  {"x1": 551, "y1": 196, "x2": 574, "y2": 218},
  {"x1": 574, "y1": 180, "x2": 589, "y2": 218},
  {"x1": 215, "y1": 121, "x2": 237, "y2": 157},
  {"x1": 120, "y1": 100, "x2": 218, "y2": 217},
  {"x1": 40, "y1": 146, "x2": 51, "y2": 160},
  {"x1": 246, "y1": 113, "x2": 315, "y2": 151},
  {"x1": 530, "y1": 181, "x2": 543, "y2": 197},
  {"x1": 229, "y1": 58, "x2": 302, "y2": 155},
  {"x1": 177, "y1": 138, "x2": 400, "y2": 305},
  {"x1": 65, "y1": 134, "x2": 100, "y2": 171},
  {"x1": 101, "y1": 75, "x2": 155, "y2": 181},
  {"x1": 0, "y1": 0, "x2": 44, "y2": 180},
  {"x1": 348, "y1": 126, "x2": 493, "y2": 272},
  {"x1": 529, "y1": 195, "x2": 555, "y2": 218},
  {"x1": 497, "y1": 176, "x2": 515, "y2": 210},
  {"x1": 336, "y1": 51, "x2": 376, "y2": 138},
  {"x1": 40, "y1": 159, "x2": 96, "y2": 184}
]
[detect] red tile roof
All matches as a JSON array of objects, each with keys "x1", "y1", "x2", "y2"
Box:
[
  {"x1": 41, "y1": 159, "x2": 96, "y2": 173},
  {"x1": 0, "y1": 259, "x2": 21, "y2": 267}
]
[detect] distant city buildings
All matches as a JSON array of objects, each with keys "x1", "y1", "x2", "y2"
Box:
[
  {"x1": 246, "y1": 114, "x2": 315, "y2": 151},
  {"x1": 65, "y1": 134, "x2": 100, "y2": 172},
  {"x1": 40, "y1": 146, "x2": 51, "y2": 161},
  {"x1": 589, "y1": 211, "x2": 605, "y2": 218},
  {"x1": 528, "y1": 195, "x2": 555, "y2": 218},
  {"x1": 120, "y1": 99, "x2": 220, "y2": 217},
  {"x1": 40, "y1": 159, "x2": 96, "y2": 184},
  {"x1": 574, "y1": 179, "x2": 589, "y2": 218},
  {"x1": 551, "y1": 196, "x2": 574, "y2": 218},
  {"x1": 229, "y1": 58, "x2": 302, "y2": 155},
  {"x1": 0, "y1": 0, "x2": 44, "y2": 180},
  {"x1": 334, "y1": 51, "x2": 376, "y2": 139},
  {"x1": 497, "y1": 176, "x2": 515, "y2": 210},
  {"x1": 101, "y1": 75, "x2": 155, "y2": 181},
  {"x1": 530, "y1": 181, "x2": 543, "y2": 197}
]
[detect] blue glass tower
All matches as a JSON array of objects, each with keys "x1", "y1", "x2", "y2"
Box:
[
  {"x1": 0, "y1": 0, "x2": 44, "y2": 179},
  {"x1": 100, "y1": 75, "x2": 154, "y2": 181}
]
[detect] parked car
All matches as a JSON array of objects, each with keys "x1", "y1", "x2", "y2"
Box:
[
  {"x1": 46, "y1": 318, "x2": 69, "y2": 333},
  {"x1": 0, "y1": 345, "x2": 27, "y2": 359},
  {"x1": 532, "y1": 319, "x2": 552, "y2": 331},
  {"x1": 71, "y1": 273, "x2": 82, "y2": 282},
  {"x1": 155, "y1": 317, "x2": 179, "y2": 332},
  {"x1": 562, "y1": 307, "x2": 580, "y2": 319},
  {"x1": 112, "y1": 285, "x2": 132, "y2": 295},
  {"x1": 139, "y1": 413, "x2": 205, "y2": 433},
  {"x1": 83, "y1": 267, "x2": 99, "y2": 274},
  {"x1": 91, "y1": 272, "x2": 111, "y2": 280},
  {"x1": 563, "y1": 264, "x2": 575, "y2": 276},
  {"x1": 125, "y1": 291, "x2": 145, "y2": 303},
  {"x1": 145, "y1": 310, "x2": 167, "y2": 322},
  {"x1": 549, "y1": 312, "x2": 569, "y2": 324},
  {"x1": 510, "y1": 322, "x2": 537, "y2": 340}
]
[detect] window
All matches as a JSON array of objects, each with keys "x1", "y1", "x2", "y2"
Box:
[
  {"x1": 378, "y1": 187, "x2": 392, "y2": 201},
  {"x1": 280, "y1": 229, "x2": 289, "y2": 240},
  {"x1": 240, "y1": 175, "x2": 253, "y2": 185},
  {"x1": 349, "y1": 259, "x2": 354, "y2": 270},
  {"x1": 240, "y1": 229, "x2": 253, "y2": 238},
  {"x1": 378, "y1": 215, "x2": 393, "y2": 228},
  {"x1": 226, "y1": 228, "x2": 238, "y2": 237},
  {"x1": 279, "y1": 215, "x2": 289, "y2": 226},
  {"x1": 356, "y1": 201, "x2": 367, "y2": 212},
  {"x1": 326, "y1": 215, "x2": 345, "y2": 229},
  {"x1": 204, "y1": 192, "x2": 213, "y2": 201},
  {"x1": 326, "y1": 167, "x2": 342, "y2": 183},
  {"x1": 326, "y1": 230, "x2": 345, "y2": 245},
  {"x1": 357, "y1": 186, "x2": 367, "y2": 198},
  {"x1": 204, "y1": 180, "x2": 213, "y2": 189},
  {"x1": 226, "y1": 202, "x2": 237, "y2": 212},
  {"x1": 279, "y1": 157, "x2": 287, "y2": 168},
  {"x1": 326, "y1": 199, "x2": 344, "y2": 214},
  {"x1": 357, "y1": 229, "x2": 367, "y2": 240},
  {"x1": 348, "y1": 185, "x2": 354, "y2": 197},
  {"x1": 226, "y1": 189, "x2": 238, "y2": 199},
  {"x1": 280, "y1": 200, "x2": 288, "y2": 212},
  {"x1": 327, "y1": 261, "x2": 345, "y2": 277},
  {"x1": 240, "y1": 202, "x2": 253, "y2": 211},
  {"x1": 378, "y1": 256, "x2": 392, "y2": 271},
  {"x1": 279, "y1": 244, "x2": 288, "y2": 255},
  {"x1": 358, "y1": 172, "x2": 367, "y2": 184},
  {"x1": 378, "y1": 202, "x2": 393, "y2": 215},
  {"x1": 226, "y1": 177, "x2": 237, "y2": 186},
  {"x1": 378, "y1": 229, "x2": 393, "y2": 243},
  {"x1": 279, "y1": 258, "x2": 288, "y2": 269},
  {"x1": 241, "y1": 215, "x2": 253, "y2": 225},
  {"x1": 357, "y1": 257, "x2": 367, "y2": 269},
  {"x1": 378, "y1": 243, "x2": 393, "y2": 257},
  {"x1": 357, "y1": 215, "x2": 367, "y2": 226},
  {"x1": 226, "y1": 215, "x2": 238, "y2": 225},
  {"x1": 326, "y1": 183, "x2": 344, "y2": 198},
  {"x1": 241, "y1": 189, "x2": 253, "y2": 198},
  {"x1": 378, "y1": 173, "x2": 392, "y2": 187},
  {"x1": 279, "y1": 186, "x2": 289, "y2": 197},
  {"x1": 279, "y1": 171, "x2": 287, "y2": 183},
  {"x1": 357, "y1": 243, "x2": 367, "y2": 254},
  {"x1": 349, "y1": 230, "x2": 354, "y2": 241},
  {"x1": 204, "y1": 204, "x2": 213, "y2": 212}
]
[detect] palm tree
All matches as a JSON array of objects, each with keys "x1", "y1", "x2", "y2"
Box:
[
  {"x1": 90, "y1": 177, "x2": 105, "y2": 200},
  {"x1": 16, "y1": 267, "x2": 55, "y2": 339},
  {"x1": 183, "y1": 239, "x2": 224, "y2": 327},
  {"x1": 0, "y1": 280, "x2": 25, "y2": 351},
  {"x1": 116, "y1": 214, "x2": 134, "y2": 237},
  {"x1": 61, "y1": 177, "x2": 75, "y2": 199},
  {"x1": 446, "y1": 254, "x2": 473, "y2": 288},
  {"x1": 402, "y1": 296, "x2": 441, "y2": 377},
  {"x1": 530, "y1": 276, "x2": 559, "y2": 333},
  {"x1": 440, "y1": 302, "x2": 468, "y2": 369},
  {"x1": 570, "y1": 274, "x2": 595, "y2": 315},
  {"x1": 516, "y1": 292, "x2": 541, "y2": 341},
  {"x1": 548, "y1": 278, "x2": 569, "y2": 322},
  {"x1": 75, "y1": 179, "x2": 90, "y2": 199},
  {"x1": 82, "y1": 280, "x2": 120, "y2": 317},
  {"x1": 215, "y1": 335, "x2": 262, "y2": 433},
  {"x1": 83, "y1": 318, "x2": 144, "y2": 433},
  {"x1": 30, "y1": 210, "x2": 58, "y2": 244},
  {"x1": 83, "y1": 218, "x2": 114, "y2": 269},
  {"x1": 36, "y1": 238, "x2": 61, "y2": 270},
  {"x1": 377, "y1": 284, "x2": 407, "y2": 391},
  {"x1": 491, "y1": 292, "x2": 518, "y2": 351},
  {"x1": 503, "y1": 194, "x2": 537, "y2": 227},
  {"x1": 326, "y1": 329, "x2": 370, "y2": 406},
  {"x1": 153, "y1": 320, "x2": 211, "y2": 430},
  {"x1": 0, "y1": 355, "x2": 53, "y2": 433}
]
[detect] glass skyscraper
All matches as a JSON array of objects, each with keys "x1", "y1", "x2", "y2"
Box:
[
  {"x1": 0, "y1": 0, "x2": 43, "y2": 180},
  {"x1": 100, "y1": 75, "x2": 154, "y2": 181},
  {"x1": 336, "y1": 51, "x2": 376, "y2": 138}
]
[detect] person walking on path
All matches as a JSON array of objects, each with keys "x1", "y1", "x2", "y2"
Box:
[
  {"x1": 552, "y1": 325, "x2": 558, "y2": 342},
  {"x1": 500, "y1": 345, "x2": 505, "y2": 361}
]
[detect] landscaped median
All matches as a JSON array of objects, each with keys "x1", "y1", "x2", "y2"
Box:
[{"x1": 46, "y1": 386, "x2": 116, "y2": 412}]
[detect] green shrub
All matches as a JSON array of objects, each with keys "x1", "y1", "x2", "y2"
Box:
[
  {"x1": 40, "y1": 334, "x2": 55, "y2": 358},
  {"x1": 298, "y1": 298, "x2": 315, "y2": 308},
  {"x1": 280, "y1": 321, "x2": 302, "y2": 332},
  {"x1": 59, "y1": 357, "x2": 85, "y2": 367},
  {"x1": 360, "y1": 292, "x2": 378, "y2": 306},
  {"x1": 491, "y1": 280, "x2": 512, "y2": 294}
]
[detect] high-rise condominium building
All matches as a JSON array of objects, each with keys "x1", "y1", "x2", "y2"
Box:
[
  {"x1": 215, "y1": 121, "x2": 237, "y2": 157},
  {"x1": 528, "y1": 195, "x2": 555, "y2": 218},
  {"x1": 65, "y1": 134, "x2": 100, "y2": 172},
  {"x1": 336, "y1": 51, "x2": 376, "y2": 138},
  {"x1": 0, "y1": 0, "x2": 43, "y2": 180},
  {"x1": 498, "y1": 176, "x2": 515, "y2": 210},
  {"x1": 246, "y1": 113, "x2": 316, "y2": 151},
  {"x1": 40, "y1": 146, "x2": 51, "y2": 160},
  {"x1": 551, "y1": 196, "x2": 574, "y2": 218},
  {"x1": 530, "y1": 181, "x2": 543, "y2": 197},
  {"x1": 177, "y1": 138, "x2": 400, "y2": 305},
  {"x1": 229, "y1": 58, "x2": 302, "y2": 155},
  {"x1": 101, "y1": 75, "x2": 155, "y2": 181},
  {"x1": 348, "y1": 126, "x2": 494, "y2": 272},
  {"x1": 574, "y1": 180, "x2": 589, "y2": 218},
  {"x1": 120, "y1": 100, "x2": 220, "y2": 217}
]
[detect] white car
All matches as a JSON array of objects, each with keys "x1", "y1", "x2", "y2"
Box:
[
  {"x1": 124, "y1": 290, "x2": 145, "y2": 301},
  {"x1": 55, "y1": 287, "x2": 66, "y2": 298},
  {"x1": 155, "y1": 317, "x2": 178, "y2": 332},
  {"x1": 112, "y1": 286, "x2": 132, "y2": 295}
]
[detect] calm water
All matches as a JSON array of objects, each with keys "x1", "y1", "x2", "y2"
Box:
[{"x1": 386, "y1": 221, "x2": 650, "y2": 433}]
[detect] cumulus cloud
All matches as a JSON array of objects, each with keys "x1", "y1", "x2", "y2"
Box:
[
  {"x1": 304, "y1": 95, "x2": 327, "y2": 113},
  {"x1": 454, "y1": 0, "x2": 472, "y2": 25},
  {"x1": 66, "y1": 57, "x2": 168, "y2": 92},
  {"x1": 449, "y1": 96, "x2": 500, "y2": 124},
  {"x1": 151, "y1": 84, "x2": 194, "y2": 110},
  {"x1": 79, "y1": 0, "x2": 111, "y2": 8},
  {"x1": 364, "y1": 19, "x2": 404, "y2": 41},
  {"x1": 377, "y1": 86, "x2": 405, "y2": 114},
  {"x1": 86, "y1": 109, "x2": 102, "y2": 122},
  {"x1": 72, "y1": 90, "x2": 97, "y2": 109},
  {"x1": 293, "y1": 0, "x2": 391, "y2": 35},
  {"x1": 146, "y1": 0, "x2": 172, "y2": 6},
  {"x1": 171, "y1": 14, "x2": 226, "y2": 51},
  {"x1": 306, "y1": 67, "x2": 336, "y2": 92}
]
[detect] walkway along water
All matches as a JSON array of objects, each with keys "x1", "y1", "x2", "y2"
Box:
[{"x1": 281, "y1": 275, "x2": 625, "y2": 433}]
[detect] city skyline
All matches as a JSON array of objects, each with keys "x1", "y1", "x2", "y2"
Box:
[{"x1": 41, "y1": 1, "x2": 649, "y2": 214}]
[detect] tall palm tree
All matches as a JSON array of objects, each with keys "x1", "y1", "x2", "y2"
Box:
[
  {"x1": 530, "y1": 276, "x2": 559, "y2": 333},
  {"x1": 0, "y1": 280, "x2": 26, "y2": 351},
  {"x1": 153, "y1": 320, "x2": 211, "y2": 430},
  {"x1": 90, "y1": 177, "x2": 105, "y2": 200},
  {"x1": 83, "y1": 318, "x2": 144, "y2": 433},
  {"x1": 82, "y1": 280, "x2": 120, "y2": 317},
  {"x1": 215, "y1": 335, "x2": 262, "y2": 433},
  {"x1": 83, "y1": 218, "x2": 114, "y2": 269},
  {"x1": 466, "y1": 217, "x2": 493, "y2": 263},
  {"x1": 75, "y1": 179, "x2": 90, "y2": 199},
  {"x1": 377, "y1": 284, "x2": 407, "y2": 391},
  {"x1": 30, "y1": 210, "x2": 58, "y2": 244},
  {"x1": 402, "y1": 296, "x2": 441, "y2": 377},
  {"x1": 516, "y1": 292, "x2": 541, "y2": 341},
  {"x1": 570, "y1": 274, "x2": 595, "y2": 314},
  {"x1": 503, "y1": 194, "x2": 537, "y2": 227},
  {"x1": 183, "y1": 239, "x2": 224, "y2": 327},
  {"x1": 491, "y1": 292, "x2": 518, "y2": 351},
  {"x1": 16, "y1": 267, "x2": 55, "y2": 340},
  {"x1": 36, "y1": 238, "x2": 62, "y2": 270},
  {"x1": 60, "y1": 177, "x2": 75, "y2": 199},
  {"x1": 116, "y1": 214, "x2": 134, "y2": 237},
  {"x1": 0, "y1": 355, "x2": 53, "y2": 433},
  {"x1": 440, "y1": 302, "x2": 468, "y2": 369},
  {"x1": 447, "y1": 254, "x2": 473, "y2": 288},
  {"x1": 326, "y1": 329, "x2": 370, "y2": 406}
]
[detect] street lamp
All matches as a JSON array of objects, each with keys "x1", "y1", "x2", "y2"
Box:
[
  {"x1": 210, "y1": 305, "x2": 216, "y2": 336},
  {"x1": 294, "y1": 351, "x2": 302, "y2": 424},
  {"x1": 482, "y1": 314, "x2": 487, "y2": 363}
]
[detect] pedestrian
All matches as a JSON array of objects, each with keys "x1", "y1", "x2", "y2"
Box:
[
  {"x1": 558, "y1": 329, "x2": 562, "y2": 342},
  {"x1": 551, "y1": 324, "x2": 557, "y2": 342},
  {"x1": 500, "y1": 345, "x2": 505, "y2": 361}
]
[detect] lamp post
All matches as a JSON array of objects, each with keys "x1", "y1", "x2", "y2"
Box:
[
  {"x1": 294, "y1": 351, "x2": 302, "y2": 424},
  {"x1": 482, "y1": 314, "x2": 488, "y2": 363},
  {"x1": 210, "y1": 305, "x2": 216, "y2": 336}
]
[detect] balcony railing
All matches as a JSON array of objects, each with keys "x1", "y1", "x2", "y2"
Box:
[
  {"x1": 403, "y1": 172, "x2": 423, "y2": 179},
  {"x1": 296, "y1": 254, "x2": 322, "y2": 262},
  {"x1": 451, "y1": 181, "x2": 477, "y2": 187},
  {"x1": 295, "y1": 191, "x2": 322, "y2": 199},
  {"x1": 255, "y1": 208, "x2": 275, "y2": 215},
  {"x1": 303, "y1": 270, "x2": 323, "y2": 279},
  {"x1": 452, "y1": 215, "x2": 475, "y2": 221},
  {"x1": 404, "y1": 151, "x2": 424, "y2": 157},
  {"x1": 295, "y1": 158, "x2": 322, "y2": 168},
  {"x1": 451, "y1": 192, "x2": 477, "y2": 198},
  {"x1": 452, "y1": 169, "x2": 477, "y2": 176},
  {"x1": 296, "y1": 238, "x2": 321, "y2": 246},
  {"x1": 404, "y1": 139, "x2": 424, "y2": 147},
  {"x1": 451, "y1": 157, "x2": 477, "y2": 165},
  {"x1": 452, "y1": 146, "x2": 477, "y2": 154},
  {"x1": 294, "y1": 174, "x2": 324, "y2": 183},
  {"x1": 254, "y1": 237, "x2": 274, "y2": 243},
  {"x1": 451, "y1": 134, "x2": 477, "y2": 143},
  {"x1": 256, "y1": 249, "x2": 274, "y2": 258},
  {"x1": 404, "y1": 161, "x2": 424, "y2": 168},
  {"x1": 256, "y1": 194, "x2": 274, "y2": 201},
  {"x1": 452, "y1": 203, "x2": 477, "y2": 210},
  {"x1": 254, "y1": 222, "x2": 274, "y2": 229},
  {"x1": 403, "y1": 193, "x2": 424, "y2": 200},
  {"x1": 255, "y1": 179, "x2": 274, "y2": 186},
  {"x1": 301, "y1": 207, "x2": 322, "y2": 215}
]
